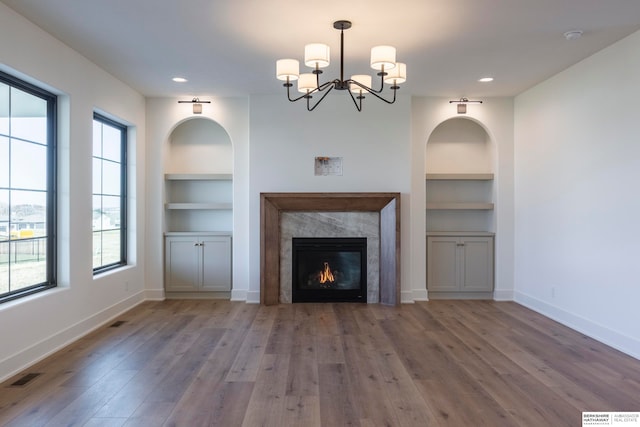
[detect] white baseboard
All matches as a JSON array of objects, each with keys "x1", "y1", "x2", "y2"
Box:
[
  {"x1": 400, "y1": 290, "x2": 415, "y2": 303},
  {"x1": 514, "y1": 291, "x2": 640, "y2": 361},
  {"x1": 411, "y1": 289, "x2": 429, "y2": 302},
  {"x1": 144, "y1": 289, "x2": 165, "y2": 301},
  {"x1": 493, "y1": 289, "x2": 514, "y2": 301},
  {"x1": 230, "y1": 289, "x2": 247, "y2": 302},
  {"x1": 0, "y1": 292, "x2": 146, "y2": 383},
  {"x1": 245, "y1": 290, "x2": 261, "y2": 304}
]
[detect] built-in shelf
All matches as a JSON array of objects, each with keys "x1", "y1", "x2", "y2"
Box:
[
  {"x1": 426, "y1": 173, "x2": 494, "y2": 180},
  {"x1": 164, "y1": 173, "x2": 233, "y2": 233},
  {"x1": 426, "y1": 202, "x2": 494, "y2": 210},
  {"x1": 427, "y1": 231, "x2": 495, "y2": 237},
  {"x1": 165, "y1": 173, "x2": 232, "y2": 181},
  {"x1": 165, "y1": 202, "x2": 233, "y2": 210},
  {"x1": 165, "y1": 231, "x2": 232, "y2": 237}
]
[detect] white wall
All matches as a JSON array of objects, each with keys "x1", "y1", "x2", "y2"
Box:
[
  {"x1": 0, "y1": 3, "x2": 146, "y2": 381},
  {"x1": 248, "y1": 93, "x2": 412, "y2": 303},
  {"x1": 411, "y1": 97, "x2": 515, "y2": 301},
  {"x1": 514, "y1": 30, "x2": 640, "y2": 358}
]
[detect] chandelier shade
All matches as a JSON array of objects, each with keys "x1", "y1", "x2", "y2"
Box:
[
  {"x1": 384, "y1": 62, "x2": 407, "y2": 85},
  {"x1": 275, "y1": 20, "x2": 406, "y2": 111},
  {"x1": 304, "y1": 43, "x2": 331, "y2": 68},
  {"x1": 276, "y1": 59, "x2": 300, "y2": 81},
  {"x1": 370, "y1": 46, "x2": 396, "y2": 71},
  {"x1": 298, "y1": 73, "x2": 317, "y2": 93}
]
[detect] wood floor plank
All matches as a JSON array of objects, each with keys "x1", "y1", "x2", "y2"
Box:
[
  {"x1": 241, "y1": 353, "x2": 290, "y2": 427},
  {"x1": 317, "y1": 363, "x2": 361, "y2": 427},
  {"x1": 1, "y1": 300, "x2": 639, "y2": 426},
  {"x1": 341, "y1": 333, "x2": 401, "y2": 426},
  {"x1": 225, "y1": 306, "x2": 276, "y2": 382},
  {"x1": 264, "y1": 305, "x2": 296, "y2": 355},
  {"x1": 280, "y1": 395, "x2": 321, "y2": 427},
  {"x1": 285, "y1": 333, "x2": 319, "y2": 397}
]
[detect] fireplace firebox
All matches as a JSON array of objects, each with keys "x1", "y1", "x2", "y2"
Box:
[{"x1": 292, "y1": 237, "x2": 367, "y2": 303}]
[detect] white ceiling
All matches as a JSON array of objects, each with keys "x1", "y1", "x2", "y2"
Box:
[{"x1": 3, "y1": 0, "x2": 640, "y2": 99}]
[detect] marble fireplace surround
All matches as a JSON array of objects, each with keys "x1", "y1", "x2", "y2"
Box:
[{"x1": 260, "y1": 193, "x2": 400, "y2": 306}]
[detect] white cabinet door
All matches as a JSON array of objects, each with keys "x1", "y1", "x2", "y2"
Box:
[
  {"x1": 427, "y1": 237, "x2": 459, "y2": 292},
  {"x1": 165, "y1": 236, "x2": 200, "y2": 292},
  {"x1": 460, "y1": 237, "x2": 494, "y2": 292},
  {"x1": 165, "y1": 235, "x2": 232, "y2": 292},
  {"x1": 201, "y1": 236, "x2": 232, "y2": 291},
  {"x1": 427, "y1": 235, "x2": 494, "y2": 294}
]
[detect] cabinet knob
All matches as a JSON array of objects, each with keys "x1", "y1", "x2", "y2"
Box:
[{"x1": 457, "y1": 243, "x2": 465, "y2": 246}]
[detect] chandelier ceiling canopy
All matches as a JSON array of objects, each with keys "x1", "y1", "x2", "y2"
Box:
[{"x1": 276, "y1": 20, "x2": 407, "y2": 112}]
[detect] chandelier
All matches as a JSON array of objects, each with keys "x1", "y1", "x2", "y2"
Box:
[{"x1": 276, "y1": 20, "x2": 407, "y2": 112}]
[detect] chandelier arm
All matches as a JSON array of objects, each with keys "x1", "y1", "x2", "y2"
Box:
[
  {"x1": 286, "y1": 83, "x2": 311, "y2": 103},
  {"x1": 307, "y1": 85, "x2": 336, "y2": 111},
  {"x1": 345, "y1": 79, "x2": 396, "y2": 104},
  {"x1": 285, "y1": 78, "x2": 334, "y2": 102},
  {"x1": 366, "y1": 72, "x2": 386, "y2": 94},
  {"x1": 346, "y1": 87, "x2": 363, "y2": 112},
  {"x1": 315, "y1": 79, "x2": 337, "y2": 93}
]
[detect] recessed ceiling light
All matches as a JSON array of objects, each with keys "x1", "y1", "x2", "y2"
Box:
[
  {"x1": 172, "y1": 77, "x2": 188, "y2": 83},
  {"x1": 478, "y1": 77, "x2": 494, "y2": 83}
]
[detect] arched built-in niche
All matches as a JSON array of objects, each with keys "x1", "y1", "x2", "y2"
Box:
[
  {"x1": 163, "y1": 117, "x2": 234, "y2": 298},
  {"x1": 425, "y1": 117, "x2": 495, "y2": 233},
  {"x1": 425, "y1": 117, "x2": 496, "y2": 299},
  {"x1": 164, "y1": 118, "x2": 233, "y2": 233},
  {"x1": 166, "y1": 117, "x2": 233, "y2": 174}
]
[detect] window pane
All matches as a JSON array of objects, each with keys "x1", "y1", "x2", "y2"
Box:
[
  {"x1": 11, "y1": 190, "x2": 47, "y2": 238},
  {"x1": 101, "y1": 230, "x2": 121, "y2": 265},
  {"x1": 0, "y1": 223, "x2": 8, "y2": 242},
  {"x1": 102, "y1": 195, "x2": 121, "y2": 229},
  {"x1": 0, "y1": 137, "x2": 8, "y2": 188},
  {"x1": 93, "y1": 195, "x2": 103, "y2": 231},
  {"x1": 102, "y1": 124, "x2": 121, "y2": 162},
  {"x1": 93, "y1": 231, "x2": 102, "y2": 269},
  {"x1": 93, "y1": 158, "x2": 102, "y2": 194},
  {"x1": 0, "y1": 82, "x2": 8, "y2": 135},
  {"x1": 0, "y1": 189, "x2": 8, "y2": 242},
  {"x1": 11, "y1": 237, "x2": 47, "y2": 290},
  {"x1": 10, "y1": 87, "x2": 47, "y2": 144},
  {"x1": 11, "y1": 139, "x2": 47, "y2": 190},
  {"x1": 93, "y1": 120, "x2": 102, "y2": 157},
  {"x1": 103, "y1": 160, "x2": 121, "y2": 196},
  {"x1": 0, "y1": 242, "x2": 8, "y2": 294}
]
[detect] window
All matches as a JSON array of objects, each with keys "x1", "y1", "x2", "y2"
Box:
[
  {"x1": 92, "y1": 113, "x2": 126, "y2": 273},
  {"x1": 0, "y1": 70, "x2": 56, "y2": 303}
]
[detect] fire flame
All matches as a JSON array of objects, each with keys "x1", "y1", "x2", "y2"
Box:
[{"x1": 318, "y1": 262, "x2": 335, "y2": 284}]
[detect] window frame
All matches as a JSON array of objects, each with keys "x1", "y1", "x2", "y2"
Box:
[
  {"x1": 0, "y1": 70, "x2": 57, "y2": 304},
  {"x1": 92, "y1": 112, "x2": 127, "y2": 274}
]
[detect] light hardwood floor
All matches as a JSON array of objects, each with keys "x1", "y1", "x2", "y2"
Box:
[{"x1": 1, "y1": 300, "x2": 639, "y2": 426}]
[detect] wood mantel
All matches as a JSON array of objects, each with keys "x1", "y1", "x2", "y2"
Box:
[{"x1": 260, "y1": 192, "x2": 400, "y2": 306}]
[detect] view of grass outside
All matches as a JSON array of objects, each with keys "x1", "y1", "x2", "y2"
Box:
[
  {"x1": 92, "y1": 229, "x2": 122, "y2": 269},
  {"x1": 0, "y1": 227, "x2": 122, "y2": 295},
  {"x1": 0, "y1": 235, "x2": 47, "y2": 295}
]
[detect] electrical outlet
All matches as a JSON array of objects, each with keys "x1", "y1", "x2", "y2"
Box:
[
  {"x1": 125, "y1": 281, "x2": 129, "y2": 291},
  {"x1": 551, "y1": 287, "x2": 556, "y2": 298}
]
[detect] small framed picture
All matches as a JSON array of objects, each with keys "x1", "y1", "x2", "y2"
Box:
[{"x1": 314, "y1": 157, "x2": 343, "y2": 176}]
